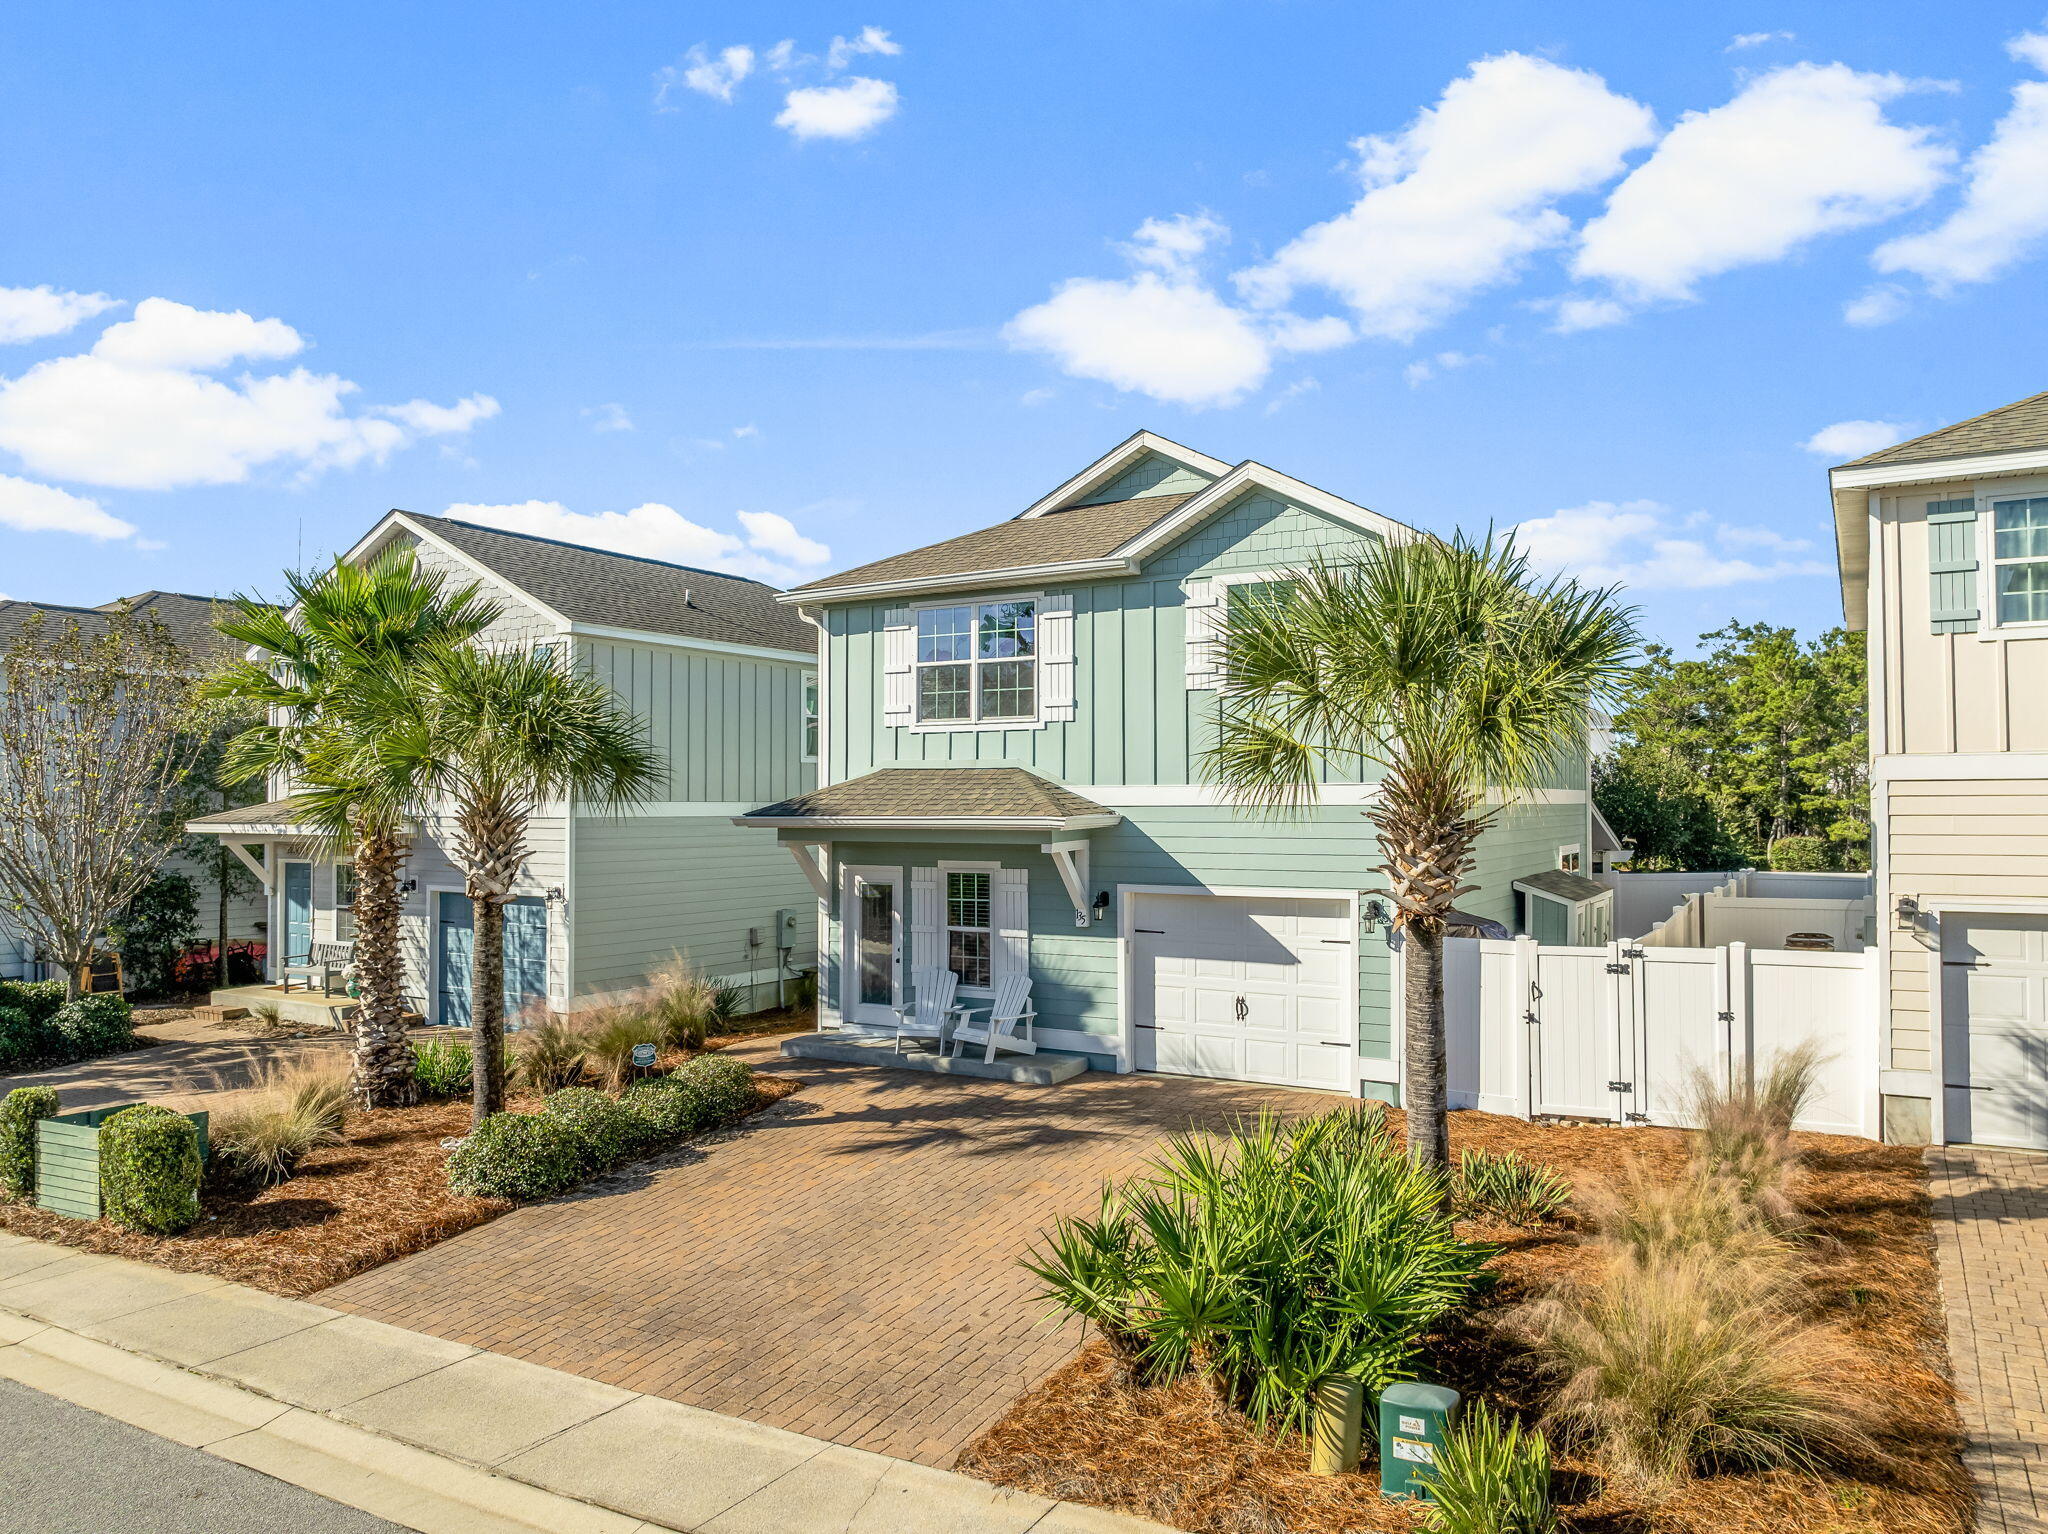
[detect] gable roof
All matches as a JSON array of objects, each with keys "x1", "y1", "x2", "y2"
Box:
[
  {"x1": 735, "y1": 767, "x2": 1119, "y2": 828},
  {"x1": 1839, "y1": 391, "x2": 2048, "y2": 469},
  {"x1": 0, "y1": 591, "x2": 241, "y2": 660},
  {"x1": 383, "y1": 513, "x2": 814, "y2": 655}
]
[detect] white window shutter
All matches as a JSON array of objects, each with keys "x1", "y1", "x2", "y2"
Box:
[
  {"x1": 993, "y1": 868, "x2": 1030, "y2": 984},
  {"x1": 1183, "y1": 579, "x2": 1222, "y2": 689},
  {"x1": 909, "y1": 866, "x2": 941, "y2": 974},
  {"x1": 882, "y1": 609, "x2": 914, "y2": 725},
  {"x1": 1040, "y1": 593, "x2": 1076, "y2": 722}
]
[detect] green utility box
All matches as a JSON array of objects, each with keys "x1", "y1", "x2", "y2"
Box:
[
  {"x1": 1378, "y1": 1381, "x2": 1460, "y2": 1499},
  {"x1": 34, "y1": 1104, "x2": 209, "y2": 1220}
]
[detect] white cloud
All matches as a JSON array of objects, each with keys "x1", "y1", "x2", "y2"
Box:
[
  {"x1": 731, "y1": 423, "x2": 759, "y2": 438},
  {"x1": 826, "y1": 26, "x2": 900, "y2": 72},
  {"x1": 1007, "y1": 269, "x2": 1274, "y2": 409},
  {"x1": 1019, "y1": 386, "x2": 1056, "y2": 406},
  {"x1": 0, "y1": 474, "x2": 136, "y2": 540},
  {"x1": 0, "y1": 285, "x2": 119, "y2": 345},
  {"x1": 1511, "y1": 499, "x2": 1832, "y2": 589},
  {"x1": 1801, "y1": 418, "x2": 1910, "y2": 457},
  {"x1": 658, "y1": 44, "x2": 755, "y2": 106},
  {"x1": 1265, "y1": 313, "x2": 1353, "y2": 352},
  {"x1": 1124, "y1": 213, "x2": 1228, "y2": 276},
  {"x1": 583, "y1": 403, "x2": 633, "y2": 433},
  {"x1": 1403, "y1": 350, "x2": 1485, "y2": 387},
  {"x1": 444, "y1": 499, "x2": 831, "y2": 584},
  {"x1": 0, "y1": 298, "x2": 496, "y2": 491},
  {"x1": 1843, "y1": 282, "x2": 1911, "y2": 325},
  {"x1": 1570, "y1": 64, "x2": 1952, "y2": 314},
  {"x1": 775, "y1": 76, "x2": 899, "y2": 140},
  {"x1": 1236, "y1": 53, "x2": 1656, "y2": 342},
  {"x1": 1873, "y1": 32, "x2": 2048, "y2": 289},
  {"x1": 1727, "y1": 31, "x2": 1796, "y2": 50},
  {"x1": 1263, "y1": 377, "x2": 1320, "y2": 416}
]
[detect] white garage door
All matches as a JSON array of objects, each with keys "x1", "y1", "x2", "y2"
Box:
[
  {"x1": 1131, "y1": 893, "x2": 1355, "y2": 1092},
  {"x1": 1943, "y1": 913, "x2": 2048, "y2": 1149}
]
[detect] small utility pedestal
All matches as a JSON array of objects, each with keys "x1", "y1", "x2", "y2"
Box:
[{"x1": 1378, "y1": 1381, "x2": 1460, "y2": 1499}]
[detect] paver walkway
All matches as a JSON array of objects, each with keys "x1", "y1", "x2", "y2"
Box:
[
  {"x1": 1929, "y1": 1143, "x2": 2048, "y2": 1533},
  {"x1": 1, "y1": 1018, "x2": 354, "y2": 1113},
  {"x1": 321, "y1": 1041, "x2": 1334, "y2": 1467}
]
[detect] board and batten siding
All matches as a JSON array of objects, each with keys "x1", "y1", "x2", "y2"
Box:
[{"x1": 823, "y1": 491, "x2": 1377, "y2": 786}]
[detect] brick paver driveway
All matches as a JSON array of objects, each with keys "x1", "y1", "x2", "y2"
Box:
[
  {"x1": 320, "y1": 1038, "x2": 1335, "y2": 1467},
  {"x1": 1929, "y1": 1144, "x2": 2048, "y2": 1533}
]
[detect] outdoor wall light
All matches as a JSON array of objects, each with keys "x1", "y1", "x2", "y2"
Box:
[
  {"x1": 1092, "y1": 890, "x2": 1110, "y2": 923},
  {"x1": 1895, "y1": 894, "x2": 1920, "y2": 924},
  {"x1": 1362, "y1": 899, "x2": 1387, "y2": 934},
  {"x1": 546, "y1": 886, "x2": 566, "y2": 904},
  {"x1": 397, "y1": 878, "x2": 418, "y2": 895}
]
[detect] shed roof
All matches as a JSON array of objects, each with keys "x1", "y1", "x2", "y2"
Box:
[{"x1": 1513, "y1": 869, "x2": 1612, "y2": 905}]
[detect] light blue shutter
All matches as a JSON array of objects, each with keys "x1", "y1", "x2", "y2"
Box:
[{"x1": 1928, "y1": 498, "x2": 1981, "y2": 634}]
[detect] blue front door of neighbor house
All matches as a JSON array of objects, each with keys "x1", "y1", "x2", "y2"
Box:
[
  {"x1": 282, "y1": 862, "x2": 313, "y2": 963},
  {"x1": 435, "y1": 894, "x2": 547, "y2": 1027}
]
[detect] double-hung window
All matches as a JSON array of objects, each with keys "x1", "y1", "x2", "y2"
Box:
[
  {"x1": 915, "y1": 599, "x2": 1036, "y2": 723},
  {"x1": 1993, "y1": 497, "x2": 2048, "y2": 626},
  {"x1": 334, "y1": 864, "x2": 358, "y2": 940},
  {"x1": 945, "y1": 870, "x2": 993, "y2": 989},
  {"x1": 801, "y1": 671, "x2": 819, "y2": 761}
]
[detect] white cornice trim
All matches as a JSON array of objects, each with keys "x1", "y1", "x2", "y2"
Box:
[
  {"x1": 775, "y1": 557, "x2": 1133, "y2": 605},
  {"x1": 1016, "y1": 431, "x2": 1234, "y2": 520},
  {"x1": 731, "y1": 812, "x2": 1123, "y2": 833},
  {"x1": 564, "y1": 622, "x2": 813, "y2": 665},
  {"x1": 1875, "y1": 751, "x2": 2048, "y2": 782},
  {"x1": 1830, "y1": 446, "x2": 2048, "y2": 491}
]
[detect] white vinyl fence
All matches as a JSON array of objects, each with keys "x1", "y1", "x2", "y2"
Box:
[{"x1": 1445, "y1": 935, "x2": 1879, "y2": 1139}]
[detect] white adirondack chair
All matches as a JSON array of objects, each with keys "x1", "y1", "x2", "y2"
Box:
[
  {"x1": 950, "y1": 974, "x2": 1037, "y2": 1063},
  {"x1": 892, "y1": 967, "x2": 962, "y2": 1054}
]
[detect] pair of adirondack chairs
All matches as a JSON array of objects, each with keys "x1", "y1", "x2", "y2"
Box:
[{"x1": 891, "y1": 967, "x2": 1037, "y2": 1063}]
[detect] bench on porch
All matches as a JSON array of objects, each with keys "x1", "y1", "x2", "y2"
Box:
[{"x1": 282, "y1": 939, "x2": 354, "y2": 996}]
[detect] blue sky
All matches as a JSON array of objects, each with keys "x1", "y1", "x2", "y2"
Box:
[{"x1": 4, "y1": 2, "x2": 2048, "y2": 650}]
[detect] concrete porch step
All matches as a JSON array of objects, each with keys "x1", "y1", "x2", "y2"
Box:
[{"x1": 780, "y1": 1032, "x2": 1090, "y2": 1085}]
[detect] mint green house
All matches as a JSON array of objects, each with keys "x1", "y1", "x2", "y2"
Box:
[
  {"x1": 735, "y1": 433, "x2": 1599, "y2": 1099},
  {"x1": 189, "y1": 510, "x2": 821, "y2": 1024}
]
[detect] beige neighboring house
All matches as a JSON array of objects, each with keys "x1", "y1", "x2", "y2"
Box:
[{"x1": 1833, "y1": 389, "x2": 2048, "y2": 1148}]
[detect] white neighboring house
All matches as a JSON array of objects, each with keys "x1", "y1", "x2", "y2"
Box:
[
  {"x1": 1831, "y1": 388, "x2": 2048, "y2": 1148},
  {"x1": 184, "y1": 511, "x2": 822, "y2": 1025},
  {"x1": 0, "y1": 591, "x2": 267, "y2": 983}
]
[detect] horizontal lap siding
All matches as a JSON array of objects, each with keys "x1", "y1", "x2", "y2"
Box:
[{"x1": 572, "y1": 816, "x2": 817, "y2": 1000}]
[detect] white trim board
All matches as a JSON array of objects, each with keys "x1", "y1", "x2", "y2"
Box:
[
  {"x1": 1874, "y1": 752, "x2": 2048, "y2": 782},
  {"x1": 1831, "y1": 446, "x2": 2048, "y2": 492},
  {"x1": 1017, "y1": 431, "x2": 1234, "y2": 520}
]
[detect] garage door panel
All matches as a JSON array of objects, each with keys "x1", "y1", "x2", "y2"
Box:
[
  {"x1": 1291, "y1": 1046, "x2": 1353, "y2": 1091},
  {"x1": 1294, "y1": 994, "x2": 1350, "y2": 1042},
  {"x1": 1943, "y1": 913, "x2": 2048, "y2": 1149}
]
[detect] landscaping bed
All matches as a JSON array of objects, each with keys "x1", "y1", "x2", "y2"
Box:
[
  {"x1": 0, "y1": 1054, "x2": 800, "y2": 1298},
  {"x1": 963, "y1": 1108, "x2": 1969, "y2": 1534}
]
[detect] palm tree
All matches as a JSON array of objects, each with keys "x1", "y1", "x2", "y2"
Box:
[
  {"x1": 207, "y1": 551, "x2": 499, "y2": 1109},
  {"x1": 337, "y1": 644, "x2": 661, "y2": 1122},
  {"x1": 1203, "y1": 536, "x2": 1638, "y2": 1170}
]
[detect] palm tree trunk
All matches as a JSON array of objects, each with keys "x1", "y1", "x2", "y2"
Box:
[
  {"x1": 1402, "y1": 923, "x2": 1450, "y2": 1169},
  {"x1": 470, "y1": 894, "x2": 506, "y2": 1122},
  {"x1": 350, "y1": 825, "x2": 416, "y2": 1110}
]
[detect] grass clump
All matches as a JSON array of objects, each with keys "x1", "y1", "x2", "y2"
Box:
[
  {"x1": 581, "y1": 1005, "x2": 662, "y2": 1092},
  {"x1": 1419, "y1": 1399, "x2": 1556, "y2": 1534},
  {"x1": 445, "y1": 1112, "x2": 584, "y2": 1200},
  {"x1": 1450, "y1": 1148, "x2": 1571, "y2": 1227},
  {"x1": 410, "y1": 1037, "x2": 474, "y2": 1100},
  {"x1": 514, "y1": 1017, "x2": 588, "y2": 1093},
  {"x1": 99, "y1": 1104, "x2": 204, "y2": 1234},
  {"x1": 211, "y1": 1055, "x2": 350, "y2": 1185},
  {"x1": 1025, "y1": 1105, "x2": 1487, "y2": 1440},
  {"x1": 1580, "y1": 1166, "x2": 1796, "y2": 1274},
  {"x1": 1686, "y1": 1042, "x2": 1826, "y2": 1221},
  {"x1": 645, "y1": 953, "x2": 721, "y2": 1052},
  {"x1": 0, "y1": 1086, "x2": 61, "y2": 1197}
]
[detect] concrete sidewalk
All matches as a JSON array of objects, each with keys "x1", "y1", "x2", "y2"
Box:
[{"x1": 0, "y1": 1231, "x2": 1172, "y2": 1534}]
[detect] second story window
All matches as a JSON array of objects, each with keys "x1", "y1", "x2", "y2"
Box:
[
  {"x1": 1993, "y1": 497, "x2": 2048, "y2": 625},
  {"x1": 916, "y1": 599, "x2": 1036, "y2": 723},
  {"x1": 801, "y1": 671, "x2": 819, "y2": 761}
]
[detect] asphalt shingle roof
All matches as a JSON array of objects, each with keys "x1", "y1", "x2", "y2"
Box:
[
  {"x1": 185, "y1": 795, "x2": 311, "y2": 830},
  {"x1": 403, "y1": 513, "x2": 815, "y2": 654},
  {"x1": 0, "y1": 591, "x2": 240, "y2": 660},
  {"x1": 1513, "y1": 869, "x2": 1612, "y2": 904},
  {"x1": 784, "y1": 492, "x2": 1195, "y2": 596},
  {"x1": 743, "y1": 767, "x2": 1115, "y2": 822},
  {"x1": 1841, "y1": 390, "x2": 2048, "y2": 469}
]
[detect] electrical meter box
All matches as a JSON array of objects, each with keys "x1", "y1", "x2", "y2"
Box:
[
  {"x1": 773, "y1": 909, "x2": 801, "y2": 952},
  {"x1": 1378, "y1": 1381, "x2": 1460, "y2": 1499}
]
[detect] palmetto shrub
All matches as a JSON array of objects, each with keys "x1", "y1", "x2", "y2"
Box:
[
  {"x1": 99, "y1": 1104, "x2": 204, "y2": 1234},
  {"x1": 1024, "y1": 1106, "x2": 1487, "y2": 1440},
  {"x1": 211, "y1": 1054, "x2": 350, "y2": 1185},
  {"x1": 410, "y1": 1037, "x2": 474, "y2": 1099},
  {"x1": 1419, "y1": 1399, "x2": 1557, "y2": 1534},
  {"x1": 0, "y1": 1086, "x2": 60, "y2": 1197},
  {"x1": 514, "y1": 1017, "x2": 588, "y2": 1093},
  {"x1": 1450, "y1": 1149, "x2": 1571, "y2": 1227},
  {"x1": 445, "y1": 1112, "x2": 584, "y2": 1200},
  {"x1": 543, "y1": 1087, "x2": 642, "y2": 1170}
]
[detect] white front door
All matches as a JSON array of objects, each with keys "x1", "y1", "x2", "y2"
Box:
[
  {"x1": 1943, "y1": 912, "x2": 2048, "y2": 1149},
  {"x1": 841, "y1": 864, "x2": 903, "y2": 1029},
  {"x1": 1131, "y1": 893, "x2": 1355, "y2": 1092}
]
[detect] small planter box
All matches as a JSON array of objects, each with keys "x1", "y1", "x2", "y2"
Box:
[{"x1": 34, "y1": 1104, "x2": 210, "y2": 1221}]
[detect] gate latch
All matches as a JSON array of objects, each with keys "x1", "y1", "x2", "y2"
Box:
[
  {"x1": 1717, "y1": 1010, "x2": 1736, "y2": 1023},
  {"x1": 1620, "y1": 946, "x2": 1647, "y2": 959},
  {"x1": 1605, "y1": 962, "x2": 1631, "y2": 975},
  {"x1": 1607, "y1": 1080, "x2": 1633, "y2": 1094},
  {"x1": 1624, "y1": 1111, "x2": 1651, "y2": 1123}
]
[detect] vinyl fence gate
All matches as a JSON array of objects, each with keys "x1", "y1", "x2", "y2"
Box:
[{"x1": 1445, "y1": 937, "x2": 1878, "y2": 1140}]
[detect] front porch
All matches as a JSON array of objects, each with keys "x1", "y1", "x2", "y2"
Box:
[
  {"x1": 781, "y1": 1029, "x2": 1090, "y2": 1085},
  {"x1": 203, "y1": 982, "x2": 362, "y2": 1030}
]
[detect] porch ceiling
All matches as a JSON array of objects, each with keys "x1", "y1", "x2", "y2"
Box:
[{"x1": 183, "y1": 794, "x2": 317, "y2": 837}]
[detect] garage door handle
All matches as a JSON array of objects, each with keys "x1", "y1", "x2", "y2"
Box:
[
  {"x1": 1135, "y1": 928, "x2": 1166, "y2": 935},
  {"x1": 1235, "y1": 996, "x2": 1248, "y2": 1021},
  {"x1": 1134, "y1": 1024, "x2": 1162, "y2": 1030}
]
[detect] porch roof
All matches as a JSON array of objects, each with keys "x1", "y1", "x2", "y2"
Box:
[
  {"x1": 1513, "y1": 869, "x2": 1611, "y2": 905},
  {"x1": 733, "y1": 767, "x2": 1121, "y2": 833},
  {"x1": 184, "y1": 795, "x2": 316, "y2": 837}
]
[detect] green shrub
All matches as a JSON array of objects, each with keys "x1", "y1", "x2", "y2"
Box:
[
  {"x1": 51, "y1": 993, "x2": 133, "y2": 1058},
  {"x1": 109, "y1": 870, "x2": 199, "y2": 999},
  {"x1": 211, "y1": 1056, "x2": 349, "y2": 1186},
  {"x1": 0, "y1": 979, "x2": 65, "y2": 1026},
  {"x1": 0, "y1": 1086, "x2": 60, "y2": 1198},
  {"x1": 99, "y1": 1105, "x2": 203, "y2": 1234},
  {"x1": 0, "y1": 1007, "x2": 50, "y2": 1069},
  {"x1": 1451, "y1": 1149, "x2": 1572, "y2": 1227},
  {"x1": 410, "y1": 1037, "x2": 474, "y2": 1099},
  {"x1": 543, "y1": 1087, "x2": 641, "y2": 1170},
  {"x1": 445, "y1": 1112, "x2": 585, "y2": 1200},
  {"x1": 669, "y1": 1052, "x2": 756, "y2": 1124},
  {"x1": 1766, "y1": 834, "x2": 1832, "y2": 872},
  {"x1": 1419, "y1": 1399, "x2": 1556, "y2": 1534},
  {"x1": 621, "y1": 1075, "x2": 712, "y2": 1139},
  {"x1": 1024, "y1": 1105, "x2": 1488, "y2": 1440}
]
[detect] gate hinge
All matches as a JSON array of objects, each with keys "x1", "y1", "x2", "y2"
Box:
[
  {"x1": 1620, "y1": 947, "x2": 1647, "y2": 959},
  {"x1": 1604, "y1": 962, "x2": 1631, "y2": 975},
  {"x1": 1607, "y1": 1080, "x2": 1633, "y2": 1094},
  {"x1": 1717, "y1": 1010, "x2": 1735, "y2": 1023},
  {"x1": 1624, "y1": 1111, "x2": 1651, "y2": 1123}
]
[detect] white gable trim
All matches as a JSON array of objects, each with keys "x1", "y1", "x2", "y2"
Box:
[
  {"x1": 342, "y1": 511, "x2": 577, "y2": 632},
  {"x1": 1830, "y1": 446, "x2": 2048, "y2": 491},
  {"x1": 1112, "y1": 461, "x2": 1417, "y2": 560},
  {"x1": 1016, "y1": 431, "x2": 1234, "y2": 520}
]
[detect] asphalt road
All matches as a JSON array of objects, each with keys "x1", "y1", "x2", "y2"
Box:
[{"x1": 0, "y1": 1377, "x2": 404, "y2": 1533}]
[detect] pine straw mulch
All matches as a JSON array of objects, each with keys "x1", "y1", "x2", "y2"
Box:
[
  {"x1": 960, "y1": 1108, "x2": 1971, "y2": 1534},
  {"x1": 0, "y1": 1069, "x2": 802, "y2": 1299}
]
